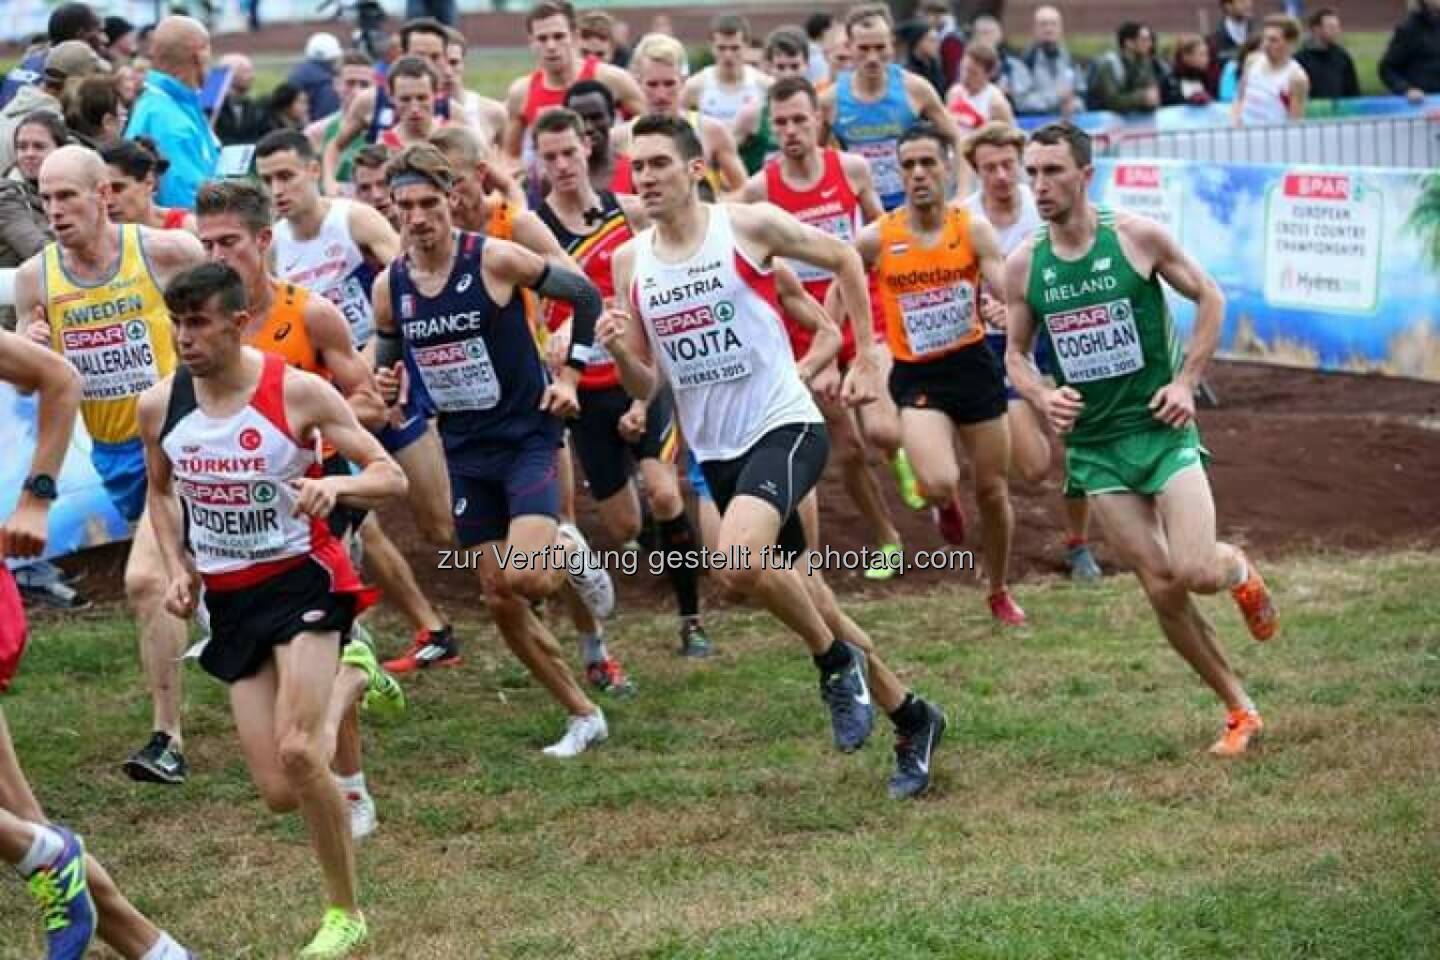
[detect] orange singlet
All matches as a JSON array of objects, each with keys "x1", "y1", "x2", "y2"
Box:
[
  {"x1": 484, "y1": 199, "x2": 546, "y2": 347},
  {"x1": 874, "y1": 206, "x2": 984, "y2": 364},
  {"x1": 246, "y1": 282, "x2": 330, "y2": 378}
]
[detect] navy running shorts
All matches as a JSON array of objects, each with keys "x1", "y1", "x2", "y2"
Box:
[{"x1": 449, "y1": 432, "x2": 561, "y2": 547}]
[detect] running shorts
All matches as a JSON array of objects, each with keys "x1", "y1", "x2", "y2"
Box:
[
  {"x1": 1064, "y1": 425, "x2": 1209, "y2": 498},
  {"x1": 699, "y1": 421, "x2": 829, "y2": 558},
  {"x1": 449, "y1": 432, "x2": 561, "y2": 547},
  {"x1": 374, "y1": 408, "x2": 429, "y2": 454},
  {"x1": 91, "y1": 437, "x2": 147, "y2": 524},
  {"x1": 571, "y1": 386, "x2": 678, "y2": 502},
  {"x1": 985, "y1": 331, "x2": 1057, "y2": 401},
  {"x1": 889, "y1": 340, "x2": 1007, "y2": 425}
]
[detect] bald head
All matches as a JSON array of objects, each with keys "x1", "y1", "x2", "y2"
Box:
[
  {"x1": 39, "y1": 146, "x2": 114, "y2": 245},
  {"x1": 41, "y1": 144, "x2": 108, "y2": 191},
  {"x1": 150, "y1": 16, "x2": 210, "y2": 87},
  {"x1": 220, "y1": 52, "x2": 255, "y2": 93}
]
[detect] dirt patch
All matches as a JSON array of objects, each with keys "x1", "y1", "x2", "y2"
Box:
[{"x1": 53, "y1": 361, "x2": 1440, "y2": 614}]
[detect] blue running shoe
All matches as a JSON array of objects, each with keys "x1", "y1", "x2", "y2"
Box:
[
  {"x1": 26, "y1": 826, "x2": 96, "y2": 960},
  {"x1": 818, "y1": 642, "x2": 874, "y2": 753},
  {"x1": 889, "y1": 700, "x2": 946, "y2": 800}
]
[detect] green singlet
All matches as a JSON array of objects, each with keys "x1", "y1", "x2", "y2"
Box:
[{"x1": 739, "y1": 100, "x2": 777, "y2": 175}]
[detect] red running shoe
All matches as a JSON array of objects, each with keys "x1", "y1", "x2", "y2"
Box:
[
  {"x1": 988, "y1": 590, "x2": 1027, "y2": 626},
  {"x1": 383, "y1": 626, "x2": 461, "y2": 674},
  {"x1": 933, "y1": 500, "x2": 966, "y2": 546}
]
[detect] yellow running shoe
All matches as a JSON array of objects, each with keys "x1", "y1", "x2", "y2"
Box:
[
  {"x1": 1208, "y1": 708, "x2": 1263, "y2": 757},
  {"x1": 864, "y1": 543, "x2": 902, "y2": 581},
  {"x1": 299, "y1": 908, "x2": 368, "y2": 958},
  {"x1": 342, "y1": 633, "x2": 406, "y2": 720},
  {"x1": 891, "y1": 449, "x2": 926, "y2": 511}
]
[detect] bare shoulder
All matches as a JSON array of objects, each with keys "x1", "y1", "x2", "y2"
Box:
[
  {"x1": 1112, "y1": 209, "x2": 1173, "y2": 250},
  {"x1": 839, "y1": 150, "x2": 870, "y2": 179},
  {"x1": 141, "y1": 226, "x2": 205, "y2": 268},
  {"x1": 137, "y1": 375, "x2": 174, "y2": 433},
  {"x1": 505, "y1": 73, "x2": 529, "y2": 107}
]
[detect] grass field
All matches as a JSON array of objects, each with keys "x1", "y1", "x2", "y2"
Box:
[{"x1": 0, "y1": 549, "x2": 1436, "y2": 957}]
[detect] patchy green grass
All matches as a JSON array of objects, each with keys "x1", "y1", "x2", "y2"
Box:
[{"x1": 0, "y1": 549, "x2": 1436, "y2": 957}]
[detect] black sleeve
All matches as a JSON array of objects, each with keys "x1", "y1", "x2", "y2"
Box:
[
  {"x1": 530, "y1": 264, "x2": 602, "y2": 372},
  {"x1": 1378, "y1": 25, "x2": 1414, "y2": 95}
]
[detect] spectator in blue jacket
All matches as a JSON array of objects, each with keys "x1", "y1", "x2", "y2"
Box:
[
  {"x1": 123, "y1": 16, "x2": 217, "y2": 210},
  {"x1": 287, "y1": 33, "x2": 344, "y2": 123}
]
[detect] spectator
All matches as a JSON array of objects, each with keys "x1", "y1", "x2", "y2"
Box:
[
  {"x1": 804, "y1": 13, "x2": 834, "y2": 85},
  {"x1": 1234, "y1": 15, "x2": 1309, "y2": 125},
  {"x1": 898, "y1": 20, "x2": 948, "y2": 99},
  {"x1": 264, "y1": 83, "x2": 311, "y2": 134},
  {"x1": 1087, "y1": 21, "x2": 1161, "y2": 114},
  {"x1": 63, "y1": 73, "x2": 127, "y2": 146},
  {"x1": 215, "y1": 52, "x2": 265, "y2": 146},
  {"x1": 114, "y1": 61, "x2": 143, "y2": 107},
  {"x1": 104, "y1": 16, "x2": 139, "y2": 64},
  {"x1": 947, "y1": 42, "x2": 1016, "y2": 129},
  {"x1": 1218, "y1": 33, "x2": 1261, "y2": 101},
  {"x1": 101, "y1": 137, "x2": 195, "y2": 231},
  {"x1": 0, "y1": 112, "x2": 65, "y2": 329},
  {"x1": 1296, "y1": 8, "x2": 1359, "y2": 100},
  {"x1": 305, "y1": 51, "x2": 375, "y2": 185},
  {"x1": 288, "y1": 32, "x2": 343, "y2": 123},
  {"x1": 1167, "y1": 34, "x2": 1216, "y2": 105},
  {"x1": 0, "y1": 2, "x2": 107, "y2": 110},
  {"x1": 968, "y1": 15, "x2": 1032, "y2": 106},
  {"x1": 1015, "y1": 4, "x2": 1080, "y2": 116},
  {"x1": 123, "y1": 15, "x2": 218, "y2": 210},
  {"x1": 1379, "y1": 0, "x2": 1440, "y2": 103},
  {"x1": 918, "y1": 0, "x2": 965, "y2": 90},
  {"x1": 0, "y1": 41, "x2": 106, "y2": 176},
  {"x1": 612, "y1": 20, "x2": 634, "y2": 69},
  {"x1": 1209, "y1": 0, "x2": 1254, "y2": 71}
]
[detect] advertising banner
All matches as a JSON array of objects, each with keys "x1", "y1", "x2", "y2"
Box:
[{"x1": 1091, "y1": 159, "x2": 1440, "y2": 382}]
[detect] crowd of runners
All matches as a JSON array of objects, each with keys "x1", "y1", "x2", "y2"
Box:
[{"x1": 0, "y1": 2, "x2": 1287, "y2": 956}]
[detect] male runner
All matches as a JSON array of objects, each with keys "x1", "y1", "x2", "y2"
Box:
[
  {"x1": 856, "y1": 122, "x2": 1024, "y2": 625},
  {"x1": 258, "y1": 129, "x2": 460, "y2": 672},
  {"x1": 305, "y1": 51, "x2": 377, "y2": 189},
  {"x1": 682, "y1": 14, "x2": 770, "y2": 129},
  {"x1": 140, "y1": 262, "x2": 407, "y2": 957},
  {"x1": 533, "y1": 108, "x2": 712, "y2": 662},
  {"x1": 821, "y1": 5, "x2": 963, "y2": 212},
  {"x1": 733, "y1": 28, "x2": 810, "y2": 176},
  {"x1": 443, "y1": 27, "x2": 507, "y2": 147},
  {"x1": 351, "y1": 145, "x2": 399, "y2": 231},
  {"x1": 13, "y1": 145, "x2": 204, "y2": 785},
  {"x1": 195, "y1": 179, "x2": 407, "y2": 840},
  {"x1": 1005, "y1": 123, "x2": 1278, "y2": 755},
  {"x1": 601, "y1": 115, "x2": 947, "y2": 798},
  {"x1": 373, "y1": 144, "x2": 617, "y2": 758},
  {"x1": 376, "y1": 58, "x2": 448, "y2": 152},
  {"x1": 738, "y1": 76, "x2": 911, "y2": 581},
  {"x1": 0, "y1": 330, "x2": 194, "y2": 960},
  {"x1": 961, "y1": 122, "x2": 1101, "y2": 582},
  {"x1": 501, "y1": 0, "x2": 643, "y2": 168},
  {"x1": 563, "y1": 80, "x2": 633, "y2": 195}
]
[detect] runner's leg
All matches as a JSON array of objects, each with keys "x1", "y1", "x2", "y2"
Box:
[
  {"x1": 126, "y1": 511, "x2": 187, "y2": 747},
  {"x1": 955, "y1": 415, "x2": 1015, "y2": 596},
  {"x1": 393, "y1": 424, "x2": 455, "y2": 546},
  {"x1": 358, "y1": 517, "x2": 446, "y2": 634}
]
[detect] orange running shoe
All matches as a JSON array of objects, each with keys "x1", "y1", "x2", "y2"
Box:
[
  {"x1": 1230, "y1": 553, "x2": 1278, "y2": 642},
  {"x1": 1208, "y1": 708, "x2": 1263, "y2": 757}
]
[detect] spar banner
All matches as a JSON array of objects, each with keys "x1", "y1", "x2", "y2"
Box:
[
  {"x1": 0, "y1": 386, "x2": 131, "y2": 559},
  {"x1": 1091, "y1": 159, "x2": 1440, "y2": 382}
]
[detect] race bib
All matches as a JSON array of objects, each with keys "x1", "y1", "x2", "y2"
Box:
[
  {"x1": 855, "y1": 140, "x2": 902, "y2": 202},
  {"x1": 1045, "y1": 298, "x2": 1145, "y2": 383},
  {"x1": 652, "y1": 301, "x2": 753, "y2": 391},
  {"x1": 330, "y1": 276, "x2": 375, "y2": 347},
  {"x1": 899, "y1": 282, "x2": 976, "y2": 357},
  {"x1": 178, "y1": 478, "x2": 289, "y2": 563},
  {"x1": 413, "y1": 337, "x2": 502, "y2": 411},
  {"x1": 786, "y1": 212, "x2": 856, "y2": 285},
  {"x1": 62, "y1": 321, "x2": 160, "y2": 401}
]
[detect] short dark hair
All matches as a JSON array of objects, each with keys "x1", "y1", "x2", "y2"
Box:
[
  {"x1": 897, "y1": 119, "x2": 953, "y2": 156},
  {"x1": 400, "y1": 17, "x2": 449, "y2": 51},
  {"x1": 1028, "y1": 121, "x2": 1092, "y2": 168},
  {"x1": 768, "y1": 75, "x2": 818, "y2": 108},
  {"x1": 845, "y1": 4, "x2": 893, "y2": 35},
  {"x1": 804, "y1": 12, "x2": 833, "y2": 41},
  {"x1": 1307, "y1": 7, "x2": 1340, "y2": 30},
  {"x1": 267, "y1": 82, "x2": 305, "y2": 118},
  {"x1": 195, "y1": 179, "x2": 272, "y2": 235},
  {"x1": 577, "y1": 10, "x2": 614, "y2": 40},
  {"x1": 164, "y1": 263, "x2": 247, "y2": 317},
  {"x1": 1117, "y1": 21, "x2": 1145, "y2": 47},
  {"x1": 15, "y1": 110, "x2": 69, "y2": 152},
  {"x1": 711, "y1": 13, "x2": 751, "y2": 40},
  {"x1": 765, "y1": 27, "x2": 808, "y2": 62},
  {"x1": 564, "y1": 78, "x2": 616, "y2": 116},
  {"x1": 101, "y1": 136, "x2": 167, "y2": 180},
  {"x1": 386, "y1": 55, "x2": 440, "y2": 93},
  {"x1": 341, "y1": 50, "x2": 374, "y2": 69},
  {"x1": 534, "y1": 107, "x2": 586, "y2": 140},
  {"x1": 526, "y1": 0, "x2": 576, "y2": 32},
  {"x1": 632, "y1": 113, "x2": 704, "y2": 162},
  {"x1": 352, "y1": 143, "x2": 392, "y2": 172},
  {"x1": 255, "y1": 128, "x2": 317, "y2": 162},
  {"x1": 64, "y1": 74, "x2": 122, "y2": 141},
  {"x1": 49, "y1": 3, "x2": 99, "y2": 44}
]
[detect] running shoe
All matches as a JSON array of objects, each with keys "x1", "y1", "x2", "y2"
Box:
[
  {"x1": 122, "y1": 732, "x2": 187, "y2": 785},
  {"x1": 341, "y1": 636, "x2": 406, "y2": 720},
  {"x1": 818, "y1": 642, "x2": 874, "y2": 753},
  {"x1": 542, "y1": 709, "x2": 609, "y2": 758},
  {"x1": 26, "y1": 826, "x2": 95, "y2": 960},
  {"x1": 383, "y1": 625, "x2": 461, "y2": 674},
  {"x1": 933, "y1": 501, "x2": 966, "y2": 546},
  {"x1": 1209, "y1": 708, "x2": 1264, "y2": 757},
  {"x1": 299, "y1": 908, "x2": 368, "y2": 958},
  {"x1": 585, "y1": 657, "x2": 637, "y2": 698},
  {"x1": 889, "y1": 700, "x2": 947, "y2": 800},
  {"x1": 345, "y1": 788, "x2": 377, "y2": 842},
  {"x1": 988, "y1": 590, "x2": 1027, "y2": 627},
  {"x1": 558, "y1": 522, "x2": 615, "y2": 619},
  {"x1": 1230, "y1": 553, "x2": 1279, "y2": 642},
  {"x1": 1067, "y1": 543, "x2": 1103, "y2": 583},
  {"x1": 891, "y1": 449, "x2": 926, "y2": 511},
  {"x1": 678, "y1": 619, "x2": 712, "y2": 658},
  {"x1": 864, "y1": 543, "x2": 902, "y2": 582}
]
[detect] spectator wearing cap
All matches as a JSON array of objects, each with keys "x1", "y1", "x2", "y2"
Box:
[
  {"x1": 1296, "y1": 8, "x2": 1359, "y2": 100},
  {"x1": 1015, "y1": 4, "x2": 1080, "y2": 116},
  {"x1": 1379, "y1": 0, "x2": 1440, "y2": 104},
  {"x1": 0, "y1": 41, "x2": 106, "y2": 175},
  {"x1": 105, "y1": 16, "x2": 139, "y2": 63},
  {"x1": 0, "y1": 2, "x2": 107, "y2": 110},
  {"x1": 288, "y1": 33, "x2": 344, "y2": 123},
  {"x1": 124, "y1": 15, "x2": 217, "y2": 210}
]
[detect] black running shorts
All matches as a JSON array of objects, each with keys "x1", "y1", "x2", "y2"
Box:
[
  {"x1": 699, "y1": 421, "x2": 830, "y2": 557},
  {"x1": 889, "y1": 340, "x2": 1008, "y2": 425},
  {"x1": 571, "y1": 386, "x2": 677, "y2": 502}
]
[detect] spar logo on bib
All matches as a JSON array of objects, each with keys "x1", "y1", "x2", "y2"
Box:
[
  {"x1": 714, "y1": 301, "x2": 735, "y2": 323},
  {"x1": 1047, "y1": 298, "x2": 1145, "y2": 383},
  {"x1": 125, "y1": 320, "x2": 147, "y2": 342},
  {"x1": 466, "y1": 340, "x2": 487, "y2": 361},
  {"x1": 238, "y1": 428, "x2": 263, "y2": 452},
  {"x1": 252, "y1": 482, "x2": 277, "y2": 504}
]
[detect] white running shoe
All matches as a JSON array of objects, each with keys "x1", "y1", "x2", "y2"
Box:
[
  {"x1": 344, "y1": 787, "x2": 377, "y2": 841},
  {"x1": 541, "y1": 709, "x2": 608, "y2": 758},
  {"x1": 557, "y1": 522, "x2": 615, "y2": 619}
]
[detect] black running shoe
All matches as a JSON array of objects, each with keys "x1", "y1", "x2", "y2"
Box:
[
  {"x1": 122, "y1": 732, "x2": 187, "y2": 785},
  {"x1": 677, "y1": 619, "x2": 712, "y2": 658},
  {"x1": 889, "y1": 700, "x2": 946, "y2": 800},
  {"x1": 818, "y1": 642, "x2": 874, "y2": 753}
]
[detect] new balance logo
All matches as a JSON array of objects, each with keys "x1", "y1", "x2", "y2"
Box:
[{"x1": 1092, "y1": 257, "x2": 1111, "y2": 272}]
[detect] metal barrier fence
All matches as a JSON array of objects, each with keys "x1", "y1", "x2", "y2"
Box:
[{"x1": 1104, "y1": 114, "x2": 1440, "y2": 170}]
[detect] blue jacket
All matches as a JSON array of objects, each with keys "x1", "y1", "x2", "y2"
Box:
[
  {"x1": 287, "y1": 59, "x2": 340, "y2": 123},
  {"x1": 124, "y1": 70, "x2": 220, "y2": 210}
]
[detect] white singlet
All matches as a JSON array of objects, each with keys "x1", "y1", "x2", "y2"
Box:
[
  {"x1": 948, "y1": 83, "x2": 995, "y2": 130},
  {"x1": 272, "y1": 198, "x2": 377, "y2": 348},
  {"x1": 962, "y1": 183, "x2": 1042, "y2": 257},
  {"x1": 697, "y1": 65, "x2": 767, "y2": 126},
  {"x1": 1240, "y1": 56, "x2": 1305, "y2": 126},
  {"x1": 630, "y1": 204, "x2": 820, "y2": 462}
]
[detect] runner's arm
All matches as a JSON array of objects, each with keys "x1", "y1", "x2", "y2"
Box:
[
  {"x1": 842, "y1": 151, "x2": 885, "y2": 222},
  {"x1": 305, "y1": 296, "x2": 386, "y2": 429},
  {"x1": 370, "y1": 269, "x2": 406, "y2": 408},
  {"x1": 290, "y1": 372, "x2": 407, "y2": 511},
  {"x1": 970, "y1": 215, "x2": 1007, "y2": 305},
  {"x1": 601, "y1": 242, "x2": 657, "y2": 401},
  {"x1": 775, "y1": 262, "x2": 841, "y2": 381},
  {"x1": 681, "y1": 74, "x2": 704, "y2": 112},
  {"x1": 1002, "y1": 240, "x2": 1049, "y2": 410},
  {"x1": 143, "y1": 229, "x2": 207, "y2": 288},
  {"x1": 137, "y1": 382, "x2": 190, "y2": 584},
  {"x1": 347, "y1": 200, "x2": 402, "y2": 267},
  {"x1": 706, "y1": 120, "x2": 749, "y2": 195},
  {"x1": 599, "y1": 65, "x2": 645, "y2": 118},
  {"x1": 488, "y1": 238, "x2": 601, "y2": 383},
  {"x1": 0, "y1": 332, "x2": 79, "y2": 557},
  {"x1": 1141, "y1": 217, "x2": 1224, "y2": 390},
  {"x1": 511, "y1": 209, "x2": 581, "y2": 272},
  {"x1": 12, "y1": 257, "x2": 49, "y2": 346},
  {"x1": 324, "y1": 90, "x2": 373, "y2": 193},
  {"x1": 501, "y1": 77, "x2": 528, "y2": 165},
  {"x1": 736, "y1": 168, "x2": 768, "y2": 204},
  {"x1": 1288, "y1": 69, "x2": 1310, "y2": 121}
]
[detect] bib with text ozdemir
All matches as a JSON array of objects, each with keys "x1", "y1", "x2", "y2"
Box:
[
  {"x1": 653, "y1": 298, "x2": 754, "y2": 391},
  {"x1": 412, "y1": 335, "x2": 503, "y2": 411},
  {"x1": 1044, "y1": 297, "x2": 1146, "y2": 383}
]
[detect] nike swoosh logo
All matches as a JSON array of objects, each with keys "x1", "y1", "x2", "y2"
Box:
[
  {"x1": 820, "y1": 187, "x2": 838, "y2": 198},
  {"x1": 853, "y1": 665, "x2": 871, "y2": 706},
  {"x1": 916, "y1": 725, "x2": 936, "y2": 774}
]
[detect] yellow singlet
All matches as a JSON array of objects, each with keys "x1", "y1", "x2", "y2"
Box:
[{"x1": 44, "y1": 224, "x2": 176, "y2": 443}]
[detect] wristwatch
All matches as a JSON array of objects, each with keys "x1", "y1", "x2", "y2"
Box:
[{"x1": 23, "y1": 474, "x2": 57, "y2": 501}]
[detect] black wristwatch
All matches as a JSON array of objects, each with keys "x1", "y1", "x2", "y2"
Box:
[{"x1": 23, "y1": 474, "x2": 57, "y2": 501}]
